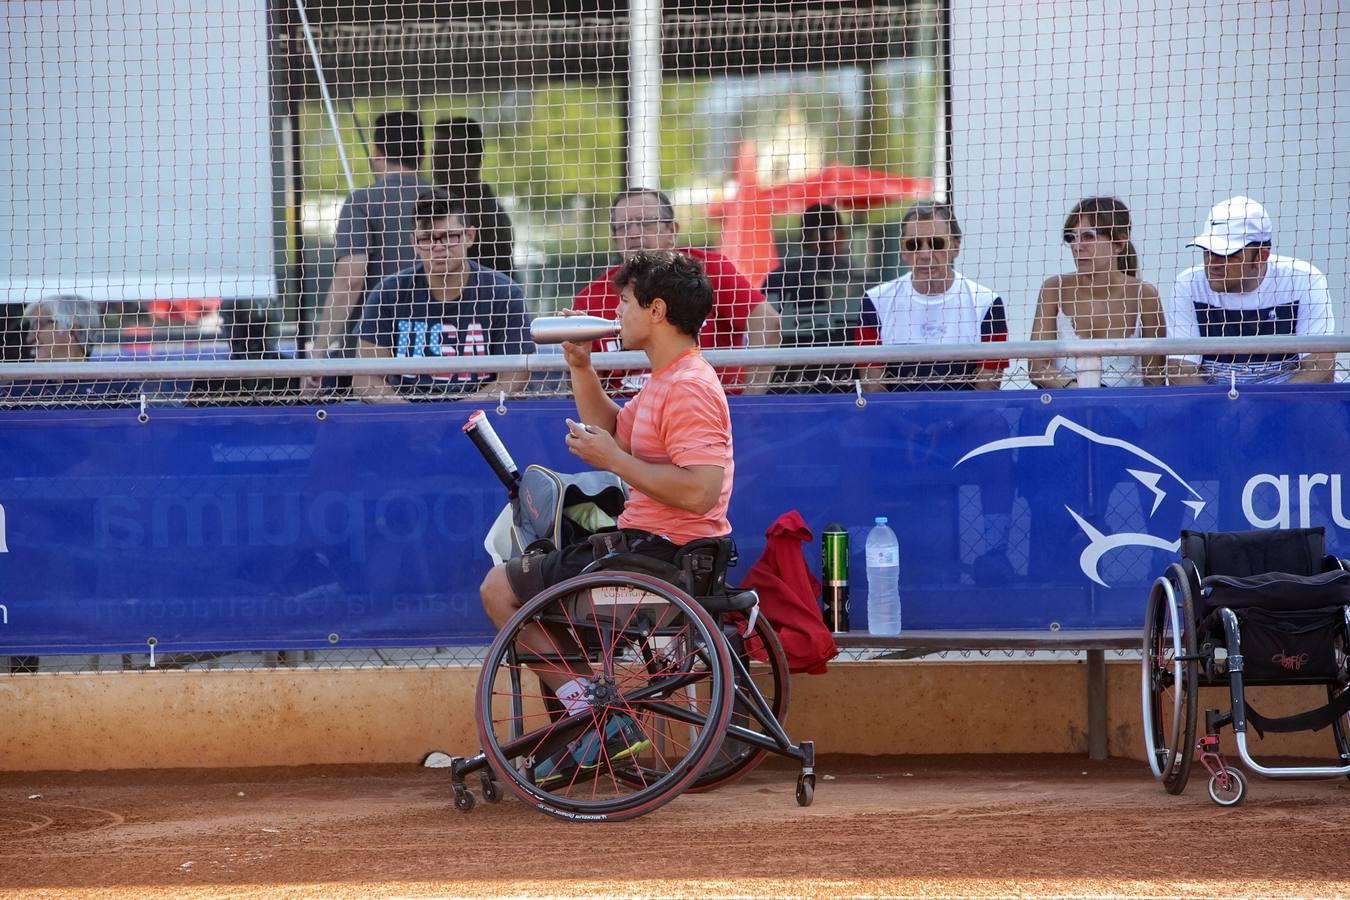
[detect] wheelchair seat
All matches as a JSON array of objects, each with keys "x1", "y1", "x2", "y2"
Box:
[
  {"x1": 1197, "y1": 569, "x2": 1350, "y2": 615},
  {"x1": 1181, "y1": 527, "x2": 1350, "y2": 615},
  {"x1": 585, "y1": 535, "x2": 756, "y2": 611}
]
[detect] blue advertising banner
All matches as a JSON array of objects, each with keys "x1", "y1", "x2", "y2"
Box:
[{"x1": 1, "y1": 385, "x2": 1348, "y2": 654}]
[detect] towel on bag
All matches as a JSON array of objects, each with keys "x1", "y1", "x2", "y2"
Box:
[{"x1": 739, "y1": 510, "x2": 839, "y2": 674}]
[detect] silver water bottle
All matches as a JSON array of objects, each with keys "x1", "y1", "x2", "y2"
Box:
[{"x1": 530, "y1": 315, "x2": 622, "y2": 345}]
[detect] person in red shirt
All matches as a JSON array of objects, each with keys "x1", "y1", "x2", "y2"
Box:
[
  {"x1": 571, "y1": 188, "x2": 780, "y2": 393},
  {"x1": 479, "y1": 249, "x2": 735, "y2": 786}
]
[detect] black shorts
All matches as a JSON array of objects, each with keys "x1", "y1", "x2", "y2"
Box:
[{"x1": 504, "y1": 529, "x2": 680, "y2": 603}]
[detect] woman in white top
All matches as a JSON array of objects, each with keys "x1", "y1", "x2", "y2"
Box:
[{"x1": 1030, "y1": 197, "x2": 1165, "y2": 388}]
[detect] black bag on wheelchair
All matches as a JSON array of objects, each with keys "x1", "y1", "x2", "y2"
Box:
[
  {"x1": 1235, "y1": 606, "x2": 1343, "y2": 681},
  {"x1": 509, "y1": 464, "x2": 628, "y2": 556}
]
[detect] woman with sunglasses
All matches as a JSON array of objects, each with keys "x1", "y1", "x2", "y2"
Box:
[
  {"x1": 860, "y1": 202, "x2": 1008, "y2": 391},
  {"x1": 1029, "y1": 197, "x2": 1165, "y2": 387}
]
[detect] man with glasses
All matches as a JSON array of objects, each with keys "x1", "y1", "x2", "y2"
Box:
[
  {"x1": 1166, "y1": 196, "x2": 1334, "y2": 385},
  {"x1": 351, "y1": 190, "x2": 532, "y2": 401},
  {"x1": 306, "y1": 111, "x2": 430, "y2": 391},
  {"x1": 859, "y1": 201, "x2": 1008, "y2": 391},
  {"x1": 570, "y1": 188, "x2": 780, "y2": 394}
]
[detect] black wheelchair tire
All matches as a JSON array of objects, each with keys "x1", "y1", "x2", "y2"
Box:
[
  {"x1": 475, "y1": 570, "x2": 735, "y2": 822},
  {"x1": 1142, "y1": 563, "x2": 1197, "y2": 795}
]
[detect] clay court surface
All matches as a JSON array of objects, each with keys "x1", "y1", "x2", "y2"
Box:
[{"x1": 3, "y1": 754, "x2": 1349, "y2": 898}]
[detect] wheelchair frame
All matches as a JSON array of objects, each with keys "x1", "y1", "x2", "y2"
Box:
[
  {"x1": 444, "y1": 563, "x2": 815, "y2": 822},
  {"x1": 1142, "y1": 547, "x2": 1350, "y2": 806}
]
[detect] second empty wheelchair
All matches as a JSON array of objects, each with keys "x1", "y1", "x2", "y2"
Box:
[{"x1": 1142, "y1": 527, "x2": 1350, "y2": 805}]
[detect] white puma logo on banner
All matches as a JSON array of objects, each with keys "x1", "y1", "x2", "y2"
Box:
[{"x1": 955, "y1": 415, "x2": 1207, "y2": 587}]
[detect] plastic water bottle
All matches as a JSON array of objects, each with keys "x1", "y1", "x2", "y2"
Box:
[{"x1": 865, "y1": 517, "x2": 902, "y2": 635}]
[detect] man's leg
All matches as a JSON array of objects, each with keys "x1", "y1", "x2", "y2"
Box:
[
  {"x1": 479, "y1": 558, "x2": 650, "y2": 783},
  {"x1": 480, "y1": 563, "x2": 591, "y2": 695}
]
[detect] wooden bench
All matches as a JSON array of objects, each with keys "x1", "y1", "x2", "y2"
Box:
[{"x1": 833, "y1": 629, "x2": 1140, "y2": 760}]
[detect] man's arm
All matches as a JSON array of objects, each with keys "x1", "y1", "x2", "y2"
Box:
[
  {"x1": 467, "y1": 369, "x2": 530, "y2": 397},
  {"x1": 1288, "y1": 267, "x2": 1336, "y2": 383},
  {"x1": 352, "y1": 338, "x2": 406, "y2": 402},
  {"x1": 741, "y1": 299, "x2": 781, "y2": 395},
  {"x1": 1163, "y1": 271, "x2": 1208, "y2": 385},
  {"x1": 310, "y1": 254, "x2": 369, "y2": 358},
  {"x1": 1164, "y1": 360, "x2": 1209, "y2": 385},
  {"x1": 565, "y1": 419, "x2": 724, "y2": 514},
  {"x1": 562, "y1": 336, "x2": 621, "y2": 435},
  {"x1": 856, "y1": 292, "x2": 888, "y2": 393},
  {"x1": 973, "y1": 296, "x2": 1009, "y2": 391},
  {"x1": 1287, "y1": 354, "x2": 1336, "y2": 383}
]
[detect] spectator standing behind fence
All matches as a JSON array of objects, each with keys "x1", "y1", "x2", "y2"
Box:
[
  {"x1": 351, "y1": 190, "x2": 532, "y2": 402},
  {"x1": 571, "y1": 188, "x2": 780, "y2": 395},
  {"x1": 1166, "y1": 196, "x2": 1335, "y2": 385},
  {"x1": 859, "y1": 202, "x2": 1008, "y2": 391},
  {"x1": 306, "y1": 111, "x2": 429, "y2": 389},
  {"x1": 1, "y1": 295, "x2": 139, "y2": 404},
  {"x1": 431, "y1": 116, "x2": 516, "y2": 280},
  {"x1": 1029, "y1": 197, "x2": 1165, "y2": 388},
  {"x1": 761, "y1": 203, "x2": 868, "y2": 393}
]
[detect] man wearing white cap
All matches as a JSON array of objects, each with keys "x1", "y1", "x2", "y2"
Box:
[{"x1": 1165, "y1": 196, "x2": 1334, "y2": 384}]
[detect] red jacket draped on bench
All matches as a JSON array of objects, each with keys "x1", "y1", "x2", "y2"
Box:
[{"x1": 740, "y1": 510, "x2": 838, "y2": 674}]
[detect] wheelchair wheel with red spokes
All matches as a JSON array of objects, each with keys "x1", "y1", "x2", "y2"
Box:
[{"x1": 476, "y1": 571, "x2": 735, "y2": 822}]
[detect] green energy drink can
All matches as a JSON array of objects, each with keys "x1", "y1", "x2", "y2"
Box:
[{"x1": 822, "y1": 523, "x2": 849, "y2": 633}]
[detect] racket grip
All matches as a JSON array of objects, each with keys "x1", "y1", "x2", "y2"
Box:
[{"x1": 463, "y1": 409, "x2": 520, "y2": 491}]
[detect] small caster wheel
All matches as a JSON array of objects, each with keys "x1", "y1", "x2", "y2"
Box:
[
  {"x1": 454, "y1": 787, "x2": 476, "y2": 813},
  {"x1": 795, "y1": 774, "x2": 815, "y2": 807},
  {"x1": 1207, "y1": 768, "x2": 1246, "y2": 807},
  {"x1": 480, "y1": 771, "x2": 501, "y2": 803}
]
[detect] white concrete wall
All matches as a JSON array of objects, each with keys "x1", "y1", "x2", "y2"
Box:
[{"x1": 951, "y1": 0, "x2": 1349, "y2": 338}]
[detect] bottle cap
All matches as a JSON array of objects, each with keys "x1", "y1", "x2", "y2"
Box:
[{"x1": 874, "y1": 516, "x2": 888, "y2": 525}]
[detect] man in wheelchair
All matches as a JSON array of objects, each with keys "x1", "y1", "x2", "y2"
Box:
[{"x1": 479, "y1": 249, "x2": 736, "y2": 786}]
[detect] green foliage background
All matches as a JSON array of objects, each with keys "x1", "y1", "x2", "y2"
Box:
[{"x1": 297, "y1": 66, "x2": 938, "y2": 259}]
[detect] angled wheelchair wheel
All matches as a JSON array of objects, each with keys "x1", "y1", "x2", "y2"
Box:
[
  {"x1": 1329, "y1": 613, "x2": 1350, "y2": 780},
  {"x1": 476, "y1": 571, "x2": 735, "y2": 822},
  {"x1": 1141, "y1": 563, "x2": 1197, "y2": 795},
  {"x1": 1329, "y1": 685, "x2": 1350, "y2": 780},
  {"x1": 686, "y1": 613, "x2": 790, "y2": 793}
]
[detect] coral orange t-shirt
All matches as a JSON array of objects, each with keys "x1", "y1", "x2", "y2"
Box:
[{"x1": 615, "y1": 347, "x2": 733, "y2": 545}]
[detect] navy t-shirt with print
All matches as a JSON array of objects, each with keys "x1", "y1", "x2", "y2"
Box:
[{"x1": 356, "y1": 261, "x2": 533, "y2": 397}]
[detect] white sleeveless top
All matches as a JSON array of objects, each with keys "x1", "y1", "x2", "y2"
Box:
[{"x1": 1055, "y1": 312, "x2": 1144, "y2": 387}]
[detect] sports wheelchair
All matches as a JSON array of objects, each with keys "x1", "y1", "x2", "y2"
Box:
[
  {"x1": 440, "y1": 413, "x2": 815, "y2": 822},
  {"x1": 1142, "y1": 527, "x2": 1350, "y2": 806}
]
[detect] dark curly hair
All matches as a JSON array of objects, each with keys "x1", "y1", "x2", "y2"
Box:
[{"x1": 611, "y1": 250, "x2": 713, "y2": 338}]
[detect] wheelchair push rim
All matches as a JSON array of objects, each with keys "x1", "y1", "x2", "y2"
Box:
[
  {"x1": 475, "y1": 570, "x2": 736, "y2": 822},
  {"x1": 1141, "y1": 563, "x2": 1197, "y2": 794}
]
